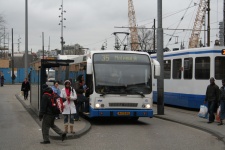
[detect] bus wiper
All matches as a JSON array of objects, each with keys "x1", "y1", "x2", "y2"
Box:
[
  {"x1": 135, "y1": 91, "x2": 145, "y2": 98},
  {"x1": 100, "y1": 92, "x2": 109, "y2": 97}
]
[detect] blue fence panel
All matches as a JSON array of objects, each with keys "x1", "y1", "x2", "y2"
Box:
[{"x1": 0, "y1": 68, "x2": 11, "y2": 84}]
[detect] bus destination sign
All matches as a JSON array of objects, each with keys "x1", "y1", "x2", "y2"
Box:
[{"x1": 93, "y1": 53, "x2": 149, "y2": 63}]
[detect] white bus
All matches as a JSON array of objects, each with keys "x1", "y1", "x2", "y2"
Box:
[
  {"x1": 151, "y1": 46, "x2": 225, "y2": 109},
  {"x1": 46, "y1": 69, "x2": 55, "y2": 82},
  {"x1": 73, "y1": 50, "x2": 160, "y2": 120}
]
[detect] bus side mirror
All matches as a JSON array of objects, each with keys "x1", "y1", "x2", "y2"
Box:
[
  {"x1": 86, "y1": 58, "x2": 93, "y2": 74},
  {"x1": 153, "y1": 59, "x2": 160, "y2": 77}
]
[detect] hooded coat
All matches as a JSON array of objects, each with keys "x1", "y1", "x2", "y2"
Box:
[{"x1": 60, "y1": 86, "x2": 77, "y2": 114}]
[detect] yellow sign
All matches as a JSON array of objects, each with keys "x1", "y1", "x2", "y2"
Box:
[
  {"x1": 222, "y1": 49, "x2": 225, "y2": 55},
  {"x1": 117, "y1": 112, "x2": 130, "y2": 116}
]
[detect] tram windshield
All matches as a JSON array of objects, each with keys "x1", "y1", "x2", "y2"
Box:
[{"x1": 93, "y1": 53, "x2": 152, "y2": 95}]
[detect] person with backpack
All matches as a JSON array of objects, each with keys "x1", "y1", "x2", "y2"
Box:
[
  {"x1": 60, "y1": 80, "x2": 77, "y2": 134},
  {"x1": 39, "y1": 84, "x2": 66, "y2": 144},
  {"x1": 51, "y1": 81, "x2": 61, "y2": 119}
]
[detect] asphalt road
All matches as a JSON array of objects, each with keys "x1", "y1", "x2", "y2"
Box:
[{"x1": 0, "y1": 85, "x2": 224, "y2": 150}]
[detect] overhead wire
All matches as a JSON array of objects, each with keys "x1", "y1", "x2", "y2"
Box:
[
  {"x1": 82, "y1": 1, "x2": 200, "y2": 49},
  {"x1": 165, "y1": 0, "x2": 194, "y2": 47}
]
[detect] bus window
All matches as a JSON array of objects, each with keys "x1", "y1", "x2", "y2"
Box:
[
  {"x1": 172, "y1": 59, "x2": 182, "y2": 79},
  {"x1": 164, "y1": 60, "x2": 171, "y2": 79},
  {"x1": 195, "y1": 57, "x2": 210, "y2": 79},
  {"x1": 215, "y1": 56, "x2": 225, "y2": 79},
  {"x1": 184, "y1": 58, "x2": 193, "y2": 79}
]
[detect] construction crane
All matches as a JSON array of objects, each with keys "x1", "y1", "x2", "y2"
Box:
[
  {"x1": 128, "y1": 0, "x2": 139, "y2": 51},
  {"x1": 188, "y1": 0, "x2": 207, "y2": 48}
]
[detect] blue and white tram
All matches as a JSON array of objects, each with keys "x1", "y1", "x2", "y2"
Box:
[{"x1": 151, "y1": 46, "x2": 225, "y2": 109}]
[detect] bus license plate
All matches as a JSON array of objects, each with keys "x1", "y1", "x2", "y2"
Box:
[{"x1": 117, "y1": 112, "x2": 130, "y2": 116}]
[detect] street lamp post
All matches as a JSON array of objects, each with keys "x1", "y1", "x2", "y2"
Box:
[
  {"x1": 59, "y1": 0, "x2": 66, "y2": 55},
  {"x1": 25, "y1": 0, "x2": 28, "y2": 78},
  {"x1": 58, "y1": 0, "x2": 67, "y2": 81}
]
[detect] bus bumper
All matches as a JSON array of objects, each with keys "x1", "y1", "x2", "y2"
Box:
[{"x1": 88, "y1": 108, "x2": 153, "y2": 118}]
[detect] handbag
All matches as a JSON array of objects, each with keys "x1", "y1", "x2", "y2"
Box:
[
  {"x1": 20, "y1": 91, "x2": 24, "y2": 96},
  {"x1": 198, "y1": 105, "x2": 208, "y2": 119},
  {"x1": 216, "y1": 105, "x2": 221, "y2": 122}
]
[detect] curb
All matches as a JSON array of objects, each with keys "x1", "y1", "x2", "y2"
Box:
[
  {"x1": 154, "y1": 114, "x2": 225, "y2": 144},
  {"x1": 15, "y1": 94, "x2": 91, "y2": 140}
]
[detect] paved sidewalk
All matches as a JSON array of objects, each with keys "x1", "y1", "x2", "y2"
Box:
[
  {"x1": 15, "y1": 86, "x2": 91, "y2": 140},
  {"x1": 153, "y1": 105, "x2": 225, "y2": 144}
]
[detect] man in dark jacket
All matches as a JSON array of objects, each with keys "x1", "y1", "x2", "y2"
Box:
[
  {"x1": 74, "y1": 75, "x2": 89, "y2": 121},
  {"x1": 39, "y1": 84, "x2": 66, "y2": 144},
  {"x1": 21, "y1": 78, "x2": 30, "y2": 100},
  {"x1": 204, "y1": 77, "x2": 219, "y2": 123},
  {"x1": 218, "y1": 79, "x2": 225, "y2": 125}
]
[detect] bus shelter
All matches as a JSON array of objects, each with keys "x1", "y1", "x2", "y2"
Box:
[{"x1": 30, "y1": 59, "x2": 74, "y2": 115}]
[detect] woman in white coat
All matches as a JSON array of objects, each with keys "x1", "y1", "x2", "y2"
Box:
[{"x1": 60, "y1": 80, "x2": 77, "y2": 134}]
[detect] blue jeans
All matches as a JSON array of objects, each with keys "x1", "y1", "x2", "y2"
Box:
[
  {"x1": 63, "y1": 114, "x2": 74, "y2": 124},
  {"x1": 220, "y1": 101, "x2": 225, "y2": 120}
]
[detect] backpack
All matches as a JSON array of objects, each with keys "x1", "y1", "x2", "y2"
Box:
[{"x1": 44, "y1": 93, "x2": 64, "y2": 115}]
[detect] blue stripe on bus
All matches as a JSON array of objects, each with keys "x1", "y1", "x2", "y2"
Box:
[
  {"x1": 88, "y1": 108, "x2": 153, "y2": 118},
  {"x1": 153, "y1": 91, "x2": 205, "y2": 109},
  {"x1": 151, "y1": 50, "x2": 221, "y2": 59}
]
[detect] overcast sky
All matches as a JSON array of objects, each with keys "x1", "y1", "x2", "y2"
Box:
[{"x1": 0, "y1": 0, "x2": 223, "y2": 52}]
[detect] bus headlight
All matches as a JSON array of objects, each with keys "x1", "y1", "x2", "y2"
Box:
[
  {"x1": 143, "y1": 104, "x2": 151, "y2": 109},
  {"x1": 95, "y1": 103, "x2": 100, "y2": 108},
  {"x1": 145, "y1": 104, "x2": 151, "y2": 109}
]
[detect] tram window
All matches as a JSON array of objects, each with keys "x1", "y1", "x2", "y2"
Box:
[
  {"x1": 195, "y1": 57, "x2": 210, "y2": 79},
  {"x1": 184, "y1": 58, "x2": 193, "y2": 79},
  {"x1": 164, "y1": 60, "x2": 171, "y2": 79},
  {"x1": 172, "y1": 59, "x2": 182, "y2": 79},
  {"x1": 215, "y1": 56, "x2": 225, "y2": 80}
]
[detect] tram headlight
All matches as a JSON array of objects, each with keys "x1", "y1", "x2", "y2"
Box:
[{"x1": 95, "y1": 103, "x2": 100, "y2": 108}]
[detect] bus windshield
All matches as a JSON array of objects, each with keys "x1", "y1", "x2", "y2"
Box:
[{"x1": 93, "y1": 53, "x2": 152, "y2": 95}]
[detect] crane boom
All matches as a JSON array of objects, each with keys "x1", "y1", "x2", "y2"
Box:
[
  {"x1": 128, "y1": 0, "x2": 139, "y2": 50},
  {"x1": 188, "y1": 0, "x2": 207, "y2": 48}
]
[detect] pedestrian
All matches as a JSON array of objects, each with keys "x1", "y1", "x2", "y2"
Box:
[
  {"x1": 60, "y1": 80, "x2": 77, "y2": 134},
  {"x1": 1, "y1": 74, "x2": 5, "y2": 86},
  {"x1": 21, "y1": 78, "x2": 30, "y2": 100},
  {"x1": 39, "y1": 84, "x2": 66, "y2": 144},
  {"x1": 218, "y1": 79, "x2": 225, "y2": 125},
  {"x1": 204, "y1": 77, "x2": 220, "y2": 123},
  {"x1": 51, "y1": 81, "x2": 61, "y2": 119},
  {"x1": 74, "y1": 75, "x2": 89, "y2": 121}
]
